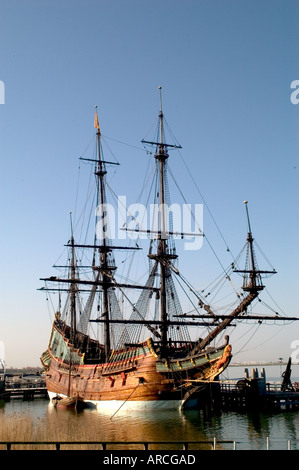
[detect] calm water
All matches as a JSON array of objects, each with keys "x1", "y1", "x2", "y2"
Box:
[{"x1": 1, "y1": 366, "x2": 298, "y2": 451}]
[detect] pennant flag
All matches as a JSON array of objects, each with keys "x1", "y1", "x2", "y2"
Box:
[{"x1": 94, "y1": 107, "x2": 100, "y2": 132}]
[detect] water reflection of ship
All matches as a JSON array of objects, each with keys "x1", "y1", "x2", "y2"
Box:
[{"x1": 47, "y1": 400, "x2": 214, "y2": 450}]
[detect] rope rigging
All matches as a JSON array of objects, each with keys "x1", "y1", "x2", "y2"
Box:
[{"x1": 43, "y1": 103, "x2": 289, "y2": 356}]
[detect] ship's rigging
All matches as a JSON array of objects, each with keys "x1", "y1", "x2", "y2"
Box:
[
  {"x1": 39, "y1": 90, "x2": 299, "y2": 411},
  {"x1": 40, "y1": 90, "x2": 297, "y2": 365}
]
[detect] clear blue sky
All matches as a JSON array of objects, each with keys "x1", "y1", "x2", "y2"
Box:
[{"x1": 0, "y1": 0, "x2": 298, "y2": 368}]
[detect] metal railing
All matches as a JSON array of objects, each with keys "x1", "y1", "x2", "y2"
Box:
[
  {"x1": 0, "y1": 439, "x2": 233, "y2": 450},
  {"x1": 0, "y1": 438, "x2": 296, "y2": 450}
]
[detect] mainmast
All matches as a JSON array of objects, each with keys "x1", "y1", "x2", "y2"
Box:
[
  {"x1": 156, "y1": 87, "x2": 168, "y2": 351},
  {"x1": 94, "y1": 107, "x2": 111, "y2": 361},
  {"x1": 143, "y1": 87, "x2": 181, "y2": 354}
]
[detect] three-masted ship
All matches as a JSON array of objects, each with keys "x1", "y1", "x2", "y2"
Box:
[{"x1": 40, "y1": 90, "x2": 295, "y2": 410}]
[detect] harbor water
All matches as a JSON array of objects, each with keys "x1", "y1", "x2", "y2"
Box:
[{"x1": 0, "y1": 365, "x2": 298, "y2": 451}]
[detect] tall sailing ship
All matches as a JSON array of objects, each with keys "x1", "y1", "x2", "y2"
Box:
[{"x1": 40, "y1": 89, "x2": 296, "y2": 410}]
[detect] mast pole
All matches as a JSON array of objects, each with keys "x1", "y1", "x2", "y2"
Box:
[
  {"x1": 156, "y1": 87, "x2": 168, "y2": 353},
  {"x1": 95, "y1": 107, "x2": 111, "y2": 361},
  {"x1": 243, "y1": 201, "x2": 262, "y2": 292},
  {"x1": 69, "y1": 212, "x2": 77, "y2": 344}
]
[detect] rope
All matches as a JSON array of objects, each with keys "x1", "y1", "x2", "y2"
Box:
[
  {"x1": 103, "y1": 134, "x2": 152, "y2": 154},
  {"x1": 233, "y1": 319, "x2": 290, "y2": 358},
  {"x1": 110, "y1": 383, "x2": 141, "y2": 419},
  {"x1": 176, "y1": 147, "x2": 235, "y2": 259},
  {"x1": 168, "y1": 163, "x2": 234, "y2": 283},
  {"x1": 264, "y1": 288, "x2": 287, "y2": 317}
]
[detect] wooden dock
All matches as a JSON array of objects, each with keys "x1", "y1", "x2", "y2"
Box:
[
  {"x1": 0, "y1": 375, "x2": 48, "y2": 401},
  {"x1": 2, "y1": 386, "x2": 48, "y2": 400},
  {"x1": 200, "y1": 367, "x2": 299, "y2": 413},
  {"x1": 217, "y1": 382, "x2": 299, "y2": 412}
]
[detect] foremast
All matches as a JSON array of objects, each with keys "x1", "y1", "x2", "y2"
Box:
[
  {"x1": 93, "y1": 108, "x2": 111, "y2": 361},
  {"x1": 69, "y1": 219, "x2": 77, "y2": 344},
  {"x1": 40, "y1": 109, "x2": 123, "y2": 362}
]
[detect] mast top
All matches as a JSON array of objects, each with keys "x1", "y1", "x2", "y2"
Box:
[
  {"x1": 233, "y1": 200, "x2": 277, "y2": 292},
  {"x1": 158, "y1": 86, "x2": 163, "y2": 117},
  {"x1": 94, "y1": 105, "x2": 101, "y2": 135},
  {"x1": 243, "y1": 200, "x2": 252, "y2": 238},
  {"x1": 158, "y1": 87, "x2": 165, "y2": 152},
  {"x1": 141, "y1": 87, "x2": 182, "y2": 150},
  {"x1": 69, "y1": 212, "x2": 74, "y2": 239}
]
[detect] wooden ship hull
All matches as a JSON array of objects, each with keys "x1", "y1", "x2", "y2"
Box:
[{"x1": 41, "y1": 322, "x2": 232, "y2": 410}]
